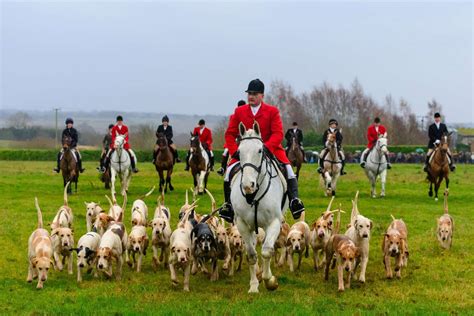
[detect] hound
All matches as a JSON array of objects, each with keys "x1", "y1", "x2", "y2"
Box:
[
  {"x1": 27, "y1": 198, "x2": 53, "y2": 289},
  {"x1": 345, "y1": 191, "x2": 372, "y2": 283},
  {"x1": 191, "y1": 217, "x2": 218, "y2": 281},
  {"x1": 93, "y1": 212, "x2": 130, "y2": 267},
  {"x1": 437, "y1": 189, "x2": 454, "y2": 249},
  {"x1": 227, "y1": 224, "x2": 244, "y2": 276},
  {"x1": 286, "y1": 213, "x2": 310, "y2": 272},
  {"x1": 130, "y1": 187, "x2": 155, "y2": 227},
  {"x1": 51, "y1": 182, "x2": 73, "y2": 230},
  {"x1": 51, "y1": 224, "x2": 75, "y2": 274},
  {"x1": 383, "y1": 215, "x2": 409, "y2": 279},
  {"x1": 73, "y1": 231, "x2": 101, "y2": 282},
  {"x1": 105, "y1": 193, "x2": 127, "y2": 222},
  {"x1": 150, "y1": 196, "x2": 172, "y2": 270},
  {"x1": 178, "y1": 190, "x2": 200, "y2": 230},
  {"x1": 274, "y1": 221, "x2": 290, "y2": 267},
  {"x1": 169, "y1": 207, "x2": 196, "y2": 291},
  {"x1": 97, "y1": 223, "x2": 127, "y2": 280},
  {"x1": 128, "y1": 225, "x2": 149, "y2": 272},
  {"x1": 206, "y1": 190, "x2": 231, "y2": 272},
  {"x1": 84, "y1": 201, "x2": 103, "y2": 232},
  {"x1": 311, "y1": 197, "x2": 340, "y2": 270},
  {"x1": 324, "y1": 210, "x2": 360, "y2": 292}
]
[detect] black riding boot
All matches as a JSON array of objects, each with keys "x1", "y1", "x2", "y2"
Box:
[
  {"x1": 385, "y1": 153, "x2": 392, "y2": 169},
  {"x1": 317, "y1": 151, "x2": 326, "y2": 174},
  {"x1": 448, "y1": 153, "x2": 456, "y2": 171},
  {"x1": 128, "y1": 151, "x2": 139, "y2": 173},
  {"x1": 210, "y1": 155, "x2": 215, "y2": 171},
  {"x1": 287, "y1": 177, "x2": 305, "y2": 220},
  {"x1": 301, "y1": 148, "x2": 307, "y2": 162},
  {"x1": 217, "y1": 153, "x2": 229, "y2": 176},
  {"x1": 217, "y1": 181, "x2": 234, "y2": 223},
  {"x1": 184, "y1": 151, "x2": 190, "y2": 171},
  {"x1": 77, "y1": 157, "x2": 85, "y2": 173},
  {"x1": 53, "y1": 152, "x2": 61, "y2": 173},
  {"x1": 174, "y1": 149, "x2": 181, "y2": 163},
  {"x1": 423, "y1": 155, "x2": 430, "y2": 172},
  {"x1": 340, "y1": 160, "x2": 346, "y2": 175}
]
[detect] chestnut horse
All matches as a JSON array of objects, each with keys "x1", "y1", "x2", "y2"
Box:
[
  {"x1": 427, "y1": 134, "x2": 450, "y2": 201},
  {"x1": 287, "y1": 136, "x2": 303, "y2": 179},
  {"x1": 154, "y1": 133, "x2": 174, "y2": 193},
  {"x1": 188, "y1": 133, "x2": 209, "y2": 195},
  {"x1": 60, "y1": 136, "x2": 79, "y2": 194}
]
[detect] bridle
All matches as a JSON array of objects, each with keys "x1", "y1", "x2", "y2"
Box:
[
  {"x1": 368, "y1": 137, "x2": 388, "y2": 177},
  {"x1": 110, "y1": 137, "x2": 129, "y2": 173},
  {"x1": 238, "y1": 136, "x2": 278, "y2": 234}
]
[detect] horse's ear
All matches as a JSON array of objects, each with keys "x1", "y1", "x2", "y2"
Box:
[
  {"x1": 239, "y1": 122, "x2": 246, "y2": 137},
  {"x1": 253, "y1": 121, "x2": 261, "y2": 136},
  {"x1": 190, "y1": 131, "x2": 193, "y2": 137}
]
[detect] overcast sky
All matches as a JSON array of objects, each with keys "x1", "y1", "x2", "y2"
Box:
[{"x1": 1, "y1": 1, "x2": 472, "y2": 123}]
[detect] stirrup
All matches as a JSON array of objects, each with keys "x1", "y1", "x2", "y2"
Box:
[
  {"x1": 53, "y1": 168, "x2": 60, "y2": 173},
  {"x1": 217, "y1": 167, "x2": 225, "y2": 176},
  {"x1": 450, "y1": 165, "x2": 456, "y2": 172},
  {"x1": 289, "y1": 198, "x2": 305, "y2": 220},
  {"x1": 360, "y1": 161, "x2": 366, "y2": 168},
  {"x1": 317, "y1": 167, "x2": 323, "y2": 174},
  {"x1": 132, "y1": 168, "x2": 139, "y2": 173}
]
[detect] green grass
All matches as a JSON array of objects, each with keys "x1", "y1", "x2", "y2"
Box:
[{"x1": 0, "y1": 161, "x2": 473, "y2": 315}]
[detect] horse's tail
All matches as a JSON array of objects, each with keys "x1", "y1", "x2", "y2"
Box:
[
  {"x1": 444, "y1": 189, "x2": 449, "y2": 214},
  {"x1": 35, "y1": 197, "x2": 43, "y2": 229},
  {"x1": 63, "y1": 181, "x2": 71, "y2": 206}
]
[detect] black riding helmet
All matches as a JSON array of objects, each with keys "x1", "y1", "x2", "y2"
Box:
[
  {"x1": 162, "y1": 115, "x2": 169, "y2": 123},
  {"x1": 329, "y1": 118, "x2": 338, "y2": 126},
  {"x1": 108, "y1": 124, "x2": 114, "y2": 129},
  {"x1": 116, "y1": 115, "x2": 123, "y2": 122},
  {"x1": 65, "y1": 118, "x2": 74, "y2": 125},
  {"x1": 198, "y1": 119, "x2": 205, "y2": 126}
]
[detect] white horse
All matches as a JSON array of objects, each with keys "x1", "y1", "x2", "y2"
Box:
[
  {"x1": 110, "y1": 135, "x2": 133, "y2": 198},
  {"x1": 364, "y1": 134, "x2": 389, "y2": 198},
  {"x1": 320, "y1": 132, "x2": 342, "y2": 197},
  {"x1": 231, "y1": 122, "x2": 287, "y2": 293}
]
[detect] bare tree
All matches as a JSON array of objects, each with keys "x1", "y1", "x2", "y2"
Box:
[
  {"x1": 426, "y1": 99, "x2": 444, "y2": 122},
  {"x1": 7, "y1": 111, "x2": 32, "y2": 129}
]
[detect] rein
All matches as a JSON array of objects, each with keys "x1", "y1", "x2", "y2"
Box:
[
  {"x1": 238, "y1": 136, "x2": 278, "y2": 234},
  {"x1": 368, "y1": 140, "x2": 388, "y2": 177},
  {"x1": 110, "y1": 142, "x2": 129, "y2": 173}
]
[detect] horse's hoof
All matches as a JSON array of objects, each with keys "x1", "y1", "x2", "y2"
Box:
[
  {"x1": 264, "y1": 276, "x2": 279, "y2": 291},
  {"x1": 429, "y1": 192, "x2": 433, "y2": 197},
  {"x1": 332, "y1": 191, "x2": 336, "y2": 196},
  {"x1": 169, "y1": 187, "x2": 174, "y2": 191},
  {"x1": 435, "y1": 198, "x2": 438, "y2": 202},
  {"x1": 248, "y1": 287, "x2": 259, "y2": 294}
]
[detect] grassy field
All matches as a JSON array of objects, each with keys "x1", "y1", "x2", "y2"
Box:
[{"x1": 0, "y1": 161, "x2": 473, "y2": 315}]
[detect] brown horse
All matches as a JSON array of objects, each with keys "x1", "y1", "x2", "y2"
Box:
[
  {"x1": 100, "y1": 165, "x2": 111, "y2": 189},
  {"x1": 427, "y1": 134, "x2": 450, "y2": 201},
  {"x1": 188, "y1": 133, "x2": 209, "y2": 195},
  {"x1": 287, "y1": 136, "x2": 303, "y2": 179},
  {"x1": 154, "y1": 133, "x2": 174, "y2": 193},
  {"x1": 60, "y1": 136, "x2": 79, "y2": 194}
]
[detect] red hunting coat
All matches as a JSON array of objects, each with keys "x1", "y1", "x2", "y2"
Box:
[
  {"x1": 226, "y1": 102, "x2": 290, "y2": 165},
  {"x1": 367, "y1": 124, "x2": 387, "y2": 149},
  {"x1": 193, "y1": 126, "x2": 213, "y2": 151},
  {"x1": 111, "y1": 124, "x2": 131, "y2": 150}
]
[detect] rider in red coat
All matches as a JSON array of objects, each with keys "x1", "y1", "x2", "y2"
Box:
[
  {"x1": 101, "y1": 115, "x2": 138, "y2": 173},
  {"x1": 217, "y1": 100, "x2": 246, "y2": 176},
  {"x1": 218, "y1": 79, "x2": 305, "y2": 223},
  {"x1": 184, "y1": 119, "x2": 215, "y2": 171},
  {"x1": 360, "y1": 117, "x2": 391, "y2": 169}
]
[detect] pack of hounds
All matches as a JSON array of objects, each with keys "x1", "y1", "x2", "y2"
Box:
[{"x1": 27, "y1": 182, "x2": 454, "y2": 292}]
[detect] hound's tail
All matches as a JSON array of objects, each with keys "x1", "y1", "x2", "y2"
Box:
[
  {"x1": 161, "y1": 187, "x2": 165, "y2": 206},
  {"x1": 350, "y1": 191, "x2": 360, "y2": 225},
  {"x1": 334, "y1": 207, "x2": 342, "y2": 235},
  {"x1": 121, "y1": 192, "x2": 127, "y2": 212},
  {"x1": 105, "y1": 194, "x2": 114, "y2": 208},
  {"x1": 444, "y1": 189, "x2": 449, "y2": 214},
  {"x1": 138, "y1": 186, "x2": 155, "y2": 200},
  {"x1": 63, "y1": 181, "x2": 71, "y2": 206},
  {"x1": 185, "y1": 190, "x2": 189, "y2": 206},
  {"x1": 390, "y1": 214, "x2": 396, "y2": 222},
  {"x1": 205, "y1": 189, "x2": 216, "y2": 212},
  {"x1": 35, "y1": 197, "x2": 44, "y2": 229}
]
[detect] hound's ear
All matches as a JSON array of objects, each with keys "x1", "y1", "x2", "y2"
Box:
[
  {"x1": 253, "y1": 121, "x2": 261, "y2": 136},
  {"x1": 84, "y1": 202, "x2": 88, "y2": 206},
  {"x1": 239, "y1": 122, "x2": 246, "y2": 137},
  {"x1": 385, "y1": 233, "x2": 390, "y2": 239},
  {"x1": 369, "y1": 221, "x2": 373, "y2": 230},
  {"x1": 32, "y1": 258, "x2": 39, "y2": 267},
  {"x1": 354, "y1": 220, "x2": 358, "y2": 228},
  {"x1": 186, "y1": 247, "x2": 191, "y2": 257},
  {"x1": 51, "y1": 229, "x2": 59, "y2": 236},
  {"x1": 286, "y1": 237, "x2": 292, "y2": 247},
  {"x1": 171, "y1": 246, "x2": 175, "y2": 252}
]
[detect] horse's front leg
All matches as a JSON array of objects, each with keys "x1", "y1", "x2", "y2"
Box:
[
  {"x1": 167, "y1": 169, "x2": 174, "y2": 191},
  {"x1": 158, "y1": 169, "x2": 164, "y2": 192},
  {"x1": 111, "y1": 168, "x2": 117, "y2": 198},
  {"x1": 122, "y1": 170, "x2": 130, "y2": 196},
  {"x1": 380, "y1": 169, "x2": 387, "y2": 197},
  {"x1": 261, "y1": 218, "x2": 280, "y2": 291},
  {"x1": 198, "y1": 171, "x2": 206, "y2": 194},
  {"x1": 435, "y1": 175, "x2": 443, "y2": 201},
  {"x1": 331, "y1": 173, "x2": 339, "y2": 196},
  {"x1": 370, "y1": 173, "x2": 376, "y2": 198},
  {"x1": 236, "y1": 217, "x2": 258, "y2": 293}
]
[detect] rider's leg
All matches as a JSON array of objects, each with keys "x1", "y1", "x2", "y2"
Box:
[
  {"x1": 385, "y1": 152, "x2": 392, "y2": 169},
  {"x1": 127, "y1": 149, "x2": 139, "y2": 173},
  {"x1": 98, "y1": 149, "x2": 106, "y2": 171},
  {"x1": 74, "y1": 149, "x2": 85, "y2": 173},
  {"x1": 184, "y1": 150, "x2": 191, "y2": 171},
  {"x1": 152, "y1": 144, "x2": 159, "y2": 164},
  {"x1": 170, "y1": 143, "x2": 180, "y2": 163},
  {"x1": 301, "y1": 146, "x2": 307, "y2": 162},
  {"x1": 360, "y1": 148, "x2": 370, "y2": 168},
  {"x1": 285, "y1": 164, "x2": 305, "y2": 220},
  {"x1": 217, "y1": 161, "x2": 240, "y2": 223},
  {"x1": 53, "y1": 149, "x2": 63, "y2": 173},
  {"x1": 217, "y1": 148, "x2": 229, "y2": 176},
  {"x1": 209, "y1": 150, "x2": 215, "y2": 171},
  {"x1": 447, "y1": 148, "x2": 456, "y2": 171},
  {"x1": 424, "y1": 148, "x2": 433, "y2": 172},
  {"x1": 100, "y1": 149, "x2": 113, "y2": 173},
  {"x1": 317, "y1": 149, "x2": 327, "y2": 174},
  {"x1": 339, "y1": 150, "x2": 347, "y2": 175}
]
